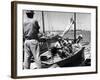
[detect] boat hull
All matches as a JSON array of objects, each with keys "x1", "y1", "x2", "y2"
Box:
[{"x1": 57, "y1": 47, "x2": 85, "y2": 67}]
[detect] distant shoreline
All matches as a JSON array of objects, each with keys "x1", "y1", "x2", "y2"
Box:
[{"x1": 45, "y1": 29, "x2": 91, "y2": 32}]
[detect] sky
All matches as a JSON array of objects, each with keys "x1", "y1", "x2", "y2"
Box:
[{"x1": 23, "y1": 10, "x2": 91, "y2": 32}]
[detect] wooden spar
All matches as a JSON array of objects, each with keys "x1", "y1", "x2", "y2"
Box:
[
  {"x1": 42, "y1": 11, "x2": 45, "y2": 33},
  {"x1": 74, "y1": 13, "x2": 76, "y2": 43}
]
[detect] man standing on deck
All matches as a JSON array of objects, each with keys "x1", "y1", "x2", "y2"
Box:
[{"x1": 23, "y1": 10, "x2": 41, "y2": 69}]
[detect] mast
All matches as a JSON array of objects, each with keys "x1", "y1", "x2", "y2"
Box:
[
  {"x1": 42, "y1": 11, "x2": 49, "y2": 50},
  {"x1": 42, "y1": 11, "x2": 45, "y2": 33},
  {"x1": 74, "y1": 13, "x2": 76, "y2": 43}
]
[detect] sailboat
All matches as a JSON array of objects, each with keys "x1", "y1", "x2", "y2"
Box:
[{"x1": 39, "y1": 12, "x2": 85, "y2": 68}]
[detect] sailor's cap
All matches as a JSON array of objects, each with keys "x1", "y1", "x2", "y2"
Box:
[
  {"x1": 79, "y1": 34, "x2": 82, "y2": 37},
  {"x1": 26, "y1": 10, "x2": 34, "y2": 14}
]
